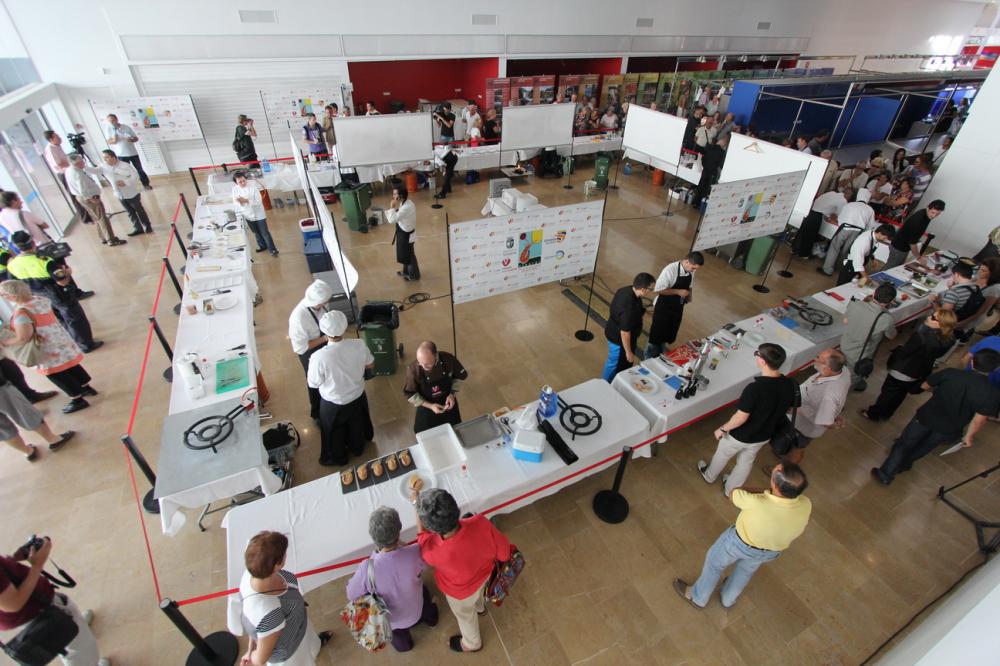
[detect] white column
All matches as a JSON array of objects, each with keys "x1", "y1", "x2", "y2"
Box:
[
  {"x1": 497, "y1": 57, "x2": 507, "y2": 78},
  {"x1": 620, "y1": 57, "x2": 629, "y2": 74},
  {"x1": 920, "y1": 64, "x2": 1000, "y2": 256}
]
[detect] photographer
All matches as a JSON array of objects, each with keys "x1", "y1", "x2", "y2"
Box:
[{"x1": 0, "y1": 537, "x2": 109, "y2": 665}]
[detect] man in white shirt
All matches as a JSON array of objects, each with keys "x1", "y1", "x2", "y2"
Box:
[
  {"x1": 100, "y1": 150, "x2": 152, "y2": 236},
  {"x1": 694, "y1": 117, "x2": 717, "y2": 149},
  {"x1": 307, "y1": 310, "x2": 375, "y2": 466},
  {"x1": 386, "y1": 184, "x2": 419, "y2": 280},
  {"x1": 645, "y1": 252, "x2": 703, "y2": 359},
  {"x1": 104, "y1": 114, "x2": 151, "y2": 190},
  {"x1": 364, "y1": 101, "x2": 380, "y2": 116},
  {"x1": 0, "y1": 192, "x2": 50, "y2": 245},
  {"x1": 796, "y1": 136, "x2": 815, "y2": 156},
  {"x1": 813, "y1": 188, "x2": 851, "y2": 276},
  {"x1": 288, "y1": 279, "x2": 336, "y2": 422},
  {"x1": 462, "y1": 102, "x2": 481, "y2": 135},
  {"x1": 837, "y1": 223, "x2": 896, "y2": 286},
  {"x1": 231, "y1": 171, "x2": 278, "y2": 256},
  {"x1": 43, "y1": 131, "x2": 91, "y2": 224},
  {"x1": 821, "y1": 189, "x2": 876, "y2": 277},
  {"x1": 65, "y1": 153, "x2": 125, "y2": 246}
]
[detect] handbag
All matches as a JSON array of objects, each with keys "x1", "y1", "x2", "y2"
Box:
[
  {"x1": 853, "y1": 310, "x2": 890, "y2": 379},
  {"x1": 485, "y1": 544, "x2": 525, "y2": 607},
  {"x1": 0, "y1": 562, "x2": 79, "y2": 666},
  {"x1": 5, "y1": 309, "x2": 43, "y2": 367},
  {"x1": 17, "y1": 212, "x2": 71, "y2": 260},
  {"x1": 769, "y1": 380, "x2": 802, "y2": 457},
  {"x1": 339, "y1": 559, "x2": 392, "y2": 652}
]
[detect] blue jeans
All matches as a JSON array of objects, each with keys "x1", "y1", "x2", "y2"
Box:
[
  {"x1": 603, "y1": 340, "x2": 635, "y2": 382},
  {"x1": 691, "y1": 526, "x2": 780, "y2": 608},
  {"x1": 247, "y1": 218, "x2": 277, "y2": 253}
]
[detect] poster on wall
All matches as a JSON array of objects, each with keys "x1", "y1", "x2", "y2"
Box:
[
  {"x1": 557, "y1": 75, "x2": 580, "y2": 103},
  {"x1": 485, "y1": 78, "x2": 510, "y2": 114},
  {"x1": 637, "y1": 73, "x2": 659, "y2": 107},
  {"x1": 537, "y1": 75, "x2": 556, "y2": 105},
  {"x1": 449, "y1": 200, "x2": 605, "y2": 305},
  {"x1": 601, "y1": 75, "x2": 623, "y2": 110},
  {"x1": 513, "y1": 77, "x2": 536, "y2": 106},
  {"x1": 580, "y1": 75, "x2": 600, "y2": 103},
  {"x1": 623, "y1": 73, "x2": 640, "y2": 103},
  {"x1": 89, "y1": 96, "x2": 204, "y2": 142},
  {"x1": 692, "y1": 170, "x2": 807, "y2": 251},
  {"x1": 261, "y1": 87, "x2": 346, "y2": 129}
]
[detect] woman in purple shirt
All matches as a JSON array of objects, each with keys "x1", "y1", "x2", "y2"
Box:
[{"x1": 346, "y1": 507, "x2": 439, "y2": 651}]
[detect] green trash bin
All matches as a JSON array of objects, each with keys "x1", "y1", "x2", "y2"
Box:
[
  {"x1": 359, "y1": 301, "x2": 402, "y2": 376},
  {"x1": 562, "y1": 155, "x2": 574, "y2": 176},
  {"x1": 335, "y1": 181, "x2": 372, "y2": 233},
  {"x1": 594, "y1": 155, "x2": 611, "y2": 190},
  {"x1": 745, "y1": 234, "x2": 780, "y2": 276}
]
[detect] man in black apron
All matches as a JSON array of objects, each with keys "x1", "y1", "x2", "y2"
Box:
[
  {"x1": 646, "y1": 252, "x2": 704, "y2": 359},
  {"x1": 837, "y1": 224, "x2": 895, "y2": 286},
  {"x1": 288, "y1": 279, "x2": 334, "y2": 422},
  {"x1": 403, "y1": 340, "x2": 468, "y2": 434},
  {"x1": 386, "y1": 184, "x2": 419, "y2": 280}
]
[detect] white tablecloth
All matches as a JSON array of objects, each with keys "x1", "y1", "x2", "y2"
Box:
[
  {"x1": 623, "y1": 149, "x2": 703, "y2": 185},
  {"x1": 221, "y1": 379, "x2": 650, "y2": 633},
  {"x1": 559, "y1": 134, "x2": 622, "y2": 156}
]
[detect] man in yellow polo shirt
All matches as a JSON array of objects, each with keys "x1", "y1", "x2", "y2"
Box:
[{"x1": 674, "y1": 462, "x2": 811, "y2": 609}]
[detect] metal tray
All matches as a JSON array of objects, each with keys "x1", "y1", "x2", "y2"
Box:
[{"x1": 454, "y1": 414, "x2": 504, "y2": 449}]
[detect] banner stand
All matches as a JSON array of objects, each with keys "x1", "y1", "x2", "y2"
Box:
[
  {"x1": 778, "y1": 233, "x2": 797, "y2": 279},
  {"x1": 752, "y1": 238, "x2": 780, "y2": 294},
  {"x1": 446, "y1": 212, "x2": 457, "y2": 355},
  {"x1": 563, "y1": 142, "x2": 575, "y2": 190},
  {"x1": 259, "y1": 90, "x2": 279, "y2": 159},
  {"x1": 575, "y1": 181, "x2": 611, "y2": 342},
  {"x1": 662, "y1": 158, "x2": 682, "y2": 219}
]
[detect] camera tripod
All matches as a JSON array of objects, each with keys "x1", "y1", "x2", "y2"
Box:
[{"x1": 937, "y1": 460, "x2": 1000, "y2": 554}]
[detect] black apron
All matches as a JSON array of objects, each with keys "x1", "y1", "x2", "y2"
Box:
[
  {"x1": 648, "y1": 269, "x2": 691, "y2": 346},
  {"x1": 413, "y1": 361, "x2": 462, "y2": 434},
  {"x1": 395, "y1": 226, "x2": 413, "y2": 265},
  {"x1": 838, "y1": 231, "x2": 875, "y2": 286}
]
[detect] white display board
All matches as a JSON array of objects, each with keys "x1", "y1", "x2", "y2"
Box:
[
  {"x1": 499, "y1": 104, "x2": 575, "y2": 152},
  {"x1": 89, "y1": 96, "x2": 204, "y2": 142},
  {"x1": 692, "y1": 170, "x2": 807, "y2": 252},
  {"x1": 621, "y1": 105, "x2": 686, "y2": 166},
  {"x1": 262, "y1": 87, "x2": 345, "y2": 150},
  {"x1": 449, "y1": 200, "x2": 604, "y2": 305},
  {"x1": 720, "y1": 134, "x2": 827, "y2": 221},
  {"x1": 289, "y1": 132, "x2": 314, "y2": 219},
  {"x1": 332, "y1": 113, "x2": 433, "y2": 168},
  {"x1": 311, "y1": 179, "x2": 360, "y2": 294}
]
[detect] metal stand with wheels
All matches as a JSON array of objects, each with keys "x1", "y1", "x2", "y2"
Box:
[{"x1": 937, "y1": 460, "x2": 1000, "y2": 554}]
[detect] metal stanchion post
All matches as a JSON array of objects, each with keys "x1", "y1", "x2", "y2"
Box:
[
  {"x1": 159, "y1": 599, "x2": 240, "y2": 666},
  {"x1": 593, "y1": 446, "x2": 632, "y2": 523},
  {"x1": 121, "y1": 435, "x2": 160, "y2": 514},
  {"x1": 163, "y1": 256, "x2": 184, "y2": 315},
  {"x1": 149, "y1": 316, "x2": 174, "y2": 383},
  {"x1": 171, "y1": 224, "x2": 189, "y2": 260}
]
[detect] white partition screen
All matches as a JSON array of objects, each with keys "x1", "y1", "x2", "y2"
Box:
[
  {"x1": 720, "y1": 134, "x2": 828, "y2": 220},
  {"x1": 332, "y1": 113, "x2": 433, "y2": 168},
  {"x1": 621, "y1": 105, "x2": 685, "y2": 165},
  {"x1": 289, "y1": 132, "x2": 315, "y2": 220},
  {"x1": 499, "y1": 104, "x2": 575, "y2": 151},
  {"x1": 310, "y1": 179, "x2": 359, "y2": 293}
]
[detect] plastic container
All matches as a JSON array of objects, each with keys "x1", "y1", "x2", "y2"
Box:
[
  {"x1": 512, "y1": 430, "x2": 546, "y2": 463},
  {"x1": 652, "y1": 168, "x2": 665, "y2": 185},
  {"x1": 536, "y1": 385, "x2": 558, "y2": 421},
  {"x1": 298, "y1": 217, "x2": 322, "y2": 241},
  {"x1": 404, "y1": 171, "x2": 418, "y2": 193}
]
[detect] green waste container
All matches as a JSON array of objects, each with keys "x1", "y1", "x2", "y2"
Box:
[
  {"x1": 359, "y1": 301, "x2": 402, "y2": 376},
  {"x1": 335, "y1": 181, "x2": 372, "y2": 233},
  {"x1": 594, "y1": 155, "x2": 611, "y2": 190},
  {"x1": 562, "y1": 155, "x2": 574, "y2": 176},
  {"x1": 745, "y1": 234, "x2": 780, "y2": 276}
]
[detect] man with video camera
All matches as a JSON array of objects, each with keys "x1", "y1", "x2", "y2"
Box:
[{"x1": 0, "y1": 536, "x2": 109, "y2": 665}]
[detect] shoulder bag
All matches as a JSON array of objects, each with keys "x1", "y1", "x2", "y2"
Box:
[
  {"x1": 339, "y1": 559, "x2": 392, "y2": 652},
  {"x1": 769, "y1": 379, "x2": 802, "y2": 457},
  {"x1": 485, "y1": 543, "x2": 526, "y2": 607},
  {"x1": 853, "y1": 310, "x2": 891, "y2": 379},
  {"x1": 0, "y1": 561, "x2": 79, "y2": 666},
  {"x1": 17, "y1": 212, "x2": 70, "y2": 260},
  {"x1": 5, "y1": 308, "x2": 43, "y2": 367}
]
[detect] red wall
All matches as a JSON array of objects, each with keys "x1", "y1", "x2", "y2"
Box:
[
  {"x1": 347, "y1": 58, "x2": 499, "y2": 113},
  {"x1": 505, "y1": 57, "x2": 622, "y2": 77}
]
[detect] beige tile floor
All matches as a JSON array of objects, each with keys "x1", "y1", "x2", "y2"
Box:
[{"x1": 0, "y1": 157, "x2": 996, "y2": 665}]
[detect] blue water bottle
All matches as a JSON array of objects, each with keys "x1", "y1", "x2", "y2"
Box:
[
  {"x1": 537, "y1": 385, "x2": 558, "y2": 421},
  {"x1": 260, "y1": 158, "x2": 271, "y2": 173}
]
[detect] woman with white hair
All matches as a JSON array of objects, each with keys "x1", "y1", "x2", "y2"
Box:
[
  {"x1": 0, "y1": 280, "x2": 97, "y2": 414},
  {"x1": 306, "y1": 310, "x2": 374, "y2": 465},
  {"x1": 346, "y1": 507, "x2": 438, "y2": 651}
]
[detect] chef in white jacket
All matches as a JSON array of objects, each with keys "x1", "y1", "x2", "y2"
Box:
[
  {"x1": 288, "y1": 279, "x2": 334, "y2": 422},
  {"x1": 386, "y1": 183, "x2": 419, "y2": 280}
]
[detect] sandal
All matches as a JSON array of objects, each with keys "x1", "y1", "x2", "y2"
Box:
[
  {"x1": 672, "y1": 578, "x2": 704, "y2": 610},
  {"x1": 448, "y1": 635, "x2": 481, "y2": 653},
  {"x1": 25, "y1": 445, "x2": 37, "y2": 462}
]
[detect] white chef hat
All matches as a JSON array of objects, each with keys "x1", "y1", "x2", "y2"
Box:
[
  {"x1": 304, "y1": 279, "x2": 334, "y2": 306},
  {"x1": 855, "y1": 188, "x2": 872, "y2": 203},
  {"x1": 319, "y1": 310, "x2": 349, "y2": 337}
]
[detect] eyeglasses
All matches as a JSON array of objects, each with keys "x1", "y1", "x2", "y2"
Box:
[{"x1": 753, "y1": 351, "x2": 761, "y2": 359}]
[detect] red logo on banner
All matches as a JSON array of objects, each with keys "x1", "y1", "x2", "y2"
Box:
[{"x1": 502, "y1": 258, "x2": 511, "y2": 267}]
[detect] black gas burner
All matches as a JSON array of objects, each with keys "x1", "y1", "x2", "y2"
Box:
[
  {"x1": 183, "y1": 402, "x2": 251, "y2": 453},
  {"x1": 557, "y1": 397, "x2": 602, "y2": 441}
]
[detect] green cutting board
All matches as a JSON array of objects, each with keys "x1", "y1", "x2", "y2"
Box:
[{"x1": 216, "y1": 356, "x2": 250, "y2": 394}]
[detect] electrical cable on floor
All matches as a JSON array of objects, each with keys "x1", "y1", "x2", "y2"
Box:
[
  {"x1": 393, "y1": 292, "x2": 452, "y2": 312},
  {"x1": 859, "y1": 552, "x2": 991, "y2": 665}
]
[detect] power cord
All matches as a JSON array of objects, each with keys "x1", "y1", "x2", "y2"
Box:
[{"x1": 393, "y1": 292, "x2": 452, "y2": 312}]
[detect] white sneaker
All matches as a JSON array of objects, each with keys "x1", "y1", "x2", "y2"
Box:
[
  {"x1": 697, "y1": 460, "x2": 712, "y2": 483},
  {"x1": 721, "y1": 474, "x2": 730, "y2": 497},
  {"x1": 82, "y1": 609, "x2": 94, "y2": 625}
]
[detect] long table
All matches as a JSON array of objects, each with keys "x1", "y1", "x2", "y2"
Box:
[
  {"x1": 623, "y1": 149, "x2": 703, "y2": 185},
  {"x1": 221, "y1": 379, "x2": 650, "y2": 633},
  {"x1": 155, "y1": 195, "x2": 281, "y2": 535}
]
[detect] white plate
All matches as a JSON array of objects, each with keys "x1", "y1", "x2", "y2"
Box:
[
  {"x1": 397, "y1": 470, "x2": 436, "y2": 501},
  {"x1": 632, "y1": 376, "x2": 659, "y2": 394},
  {"x1": 214, "y1": 294, "x2": 238, "y2": 311}
]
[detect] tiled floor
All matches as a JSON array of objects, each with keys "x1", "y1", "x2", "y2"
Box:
[{"x1": 0, "y1": 157, "x2": 995, "y2": 665}]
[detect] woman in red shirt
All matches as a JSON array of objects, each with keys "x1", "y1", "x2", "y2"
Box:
[{"x1": 415, "y1": 489, "x2": 510, "y2": 653}]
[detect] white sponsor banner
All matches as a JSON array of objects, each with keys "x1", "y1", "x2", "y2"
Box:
[
  {"x1": 89, "y1": 95, "x2": 204, "y2": 141},
  {"x1": 693, "y1": 170, "x2": 807, "y2": 251},
  {"x1": 449, "y1": 200, "x2": 604, "y2": 305}
]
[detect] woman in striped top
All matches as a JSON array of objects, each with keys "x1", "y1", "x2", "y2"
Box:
[{"x1": 239, "y1": 532, "x2": 332, "y2": 665}]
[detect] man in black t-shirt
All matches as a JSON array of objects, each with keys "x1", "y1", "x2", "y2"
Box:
[
  {"x1": 883, "y1": 200, "x2": 945, "y2": 270},
  {"x1": 683, "y1": 105, "x2": 706, "y2": 152},
  {"x1": 602, "y1": 273, "x2": 655, "y2": 382},
  {"x1": 699, "y1": 343, "x2": 797, "y2": 497},
  {"x1": 872, "y1": 349, "x2": 1000, "y2": 485}
]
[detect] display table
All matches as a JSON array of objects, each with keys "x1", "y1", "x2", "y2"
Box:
[
  {"x1": 221, "y1": 379, "x2": 650, "y2": 634},
  {"x1": 623, "y1": 149, "x2": 703, "y2": 185},
  {"x1": 559, "y1": 134, "x2": 622, "y2": 156}
]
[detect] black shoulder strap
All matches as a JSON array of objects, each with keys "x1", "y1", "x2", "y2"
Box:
[{"x1": 858, "y1": 310, "x2": 890, "y2": 362}]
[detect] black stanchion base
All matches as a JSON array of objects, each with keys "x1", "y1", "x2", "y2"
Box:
[
  {"x1": 662, "y1": 211, "x2": 674, "y2": 218},
  {"x1": 563, "y1": 184, "x2": 574, "y2": 189},
  {"x1": 593, "y1": 490, "x2": 629, "y2": 523},
  {"x1": 174, "y1": 303, "x2": 182, "y2": 315},
  {"x1": 431, "y1": 203, "x2": 444, "y2": 209},
  {"x1": 608, "y1": 185, "x2": 619, "y2": 190},
  {"x1": 777, "y1": 270, "x2": 794, "y2": 278},
  {"x1": 752, "y1": 284, "x2": 771, "y2": 294},
  {"x1": 143, "y1": 489, "x2": 160, "y2": 514},
  {"x1": 185, "y1": 631, "x2": 239, "y2": 666},
  {"x1": 575, "y1": 330, "x2": 595, "y2": 342},
  {"x1": 163, "y1": 367, "x2": 173, "y2": 383}
]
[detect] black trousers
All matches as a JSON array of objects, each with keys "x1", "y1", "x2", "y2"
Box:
[
  {"x1": 837, "y1": 260, "x2": 858, "y2": 286},
  {"x1": 875, "y1": 417, "x2": 958, "y2": 484},
  {"x1": 297, "y1": 351, "x2": 321, "y2": 420},
  {"x1": 46, "y1": 364, "x2": 91, "y2": 398},
  {"x1": 319, "y1": 393, "x2": 369, "y2": 465},
  {"x1": 866, "y1": 374, "x2": 918, "y2": 421},
  {"x1": 440, "y1": 151, "x2": 457, "y2": 194},
  {"x1": 51, "y1": 298, "x2": 95, "y2": 350},
  {"x1": 0, "y1": 358, "x2": 43, "y2": 401},
  {"x1": 120, "y1": 155, "x2": 149, "y2": 187},
  {"x1": 121, "y1": 194, "x2": 152, "y2": 232}
]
